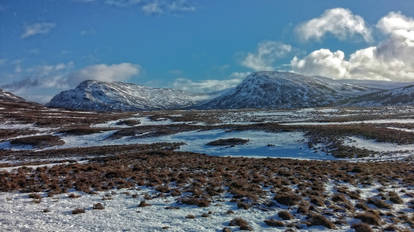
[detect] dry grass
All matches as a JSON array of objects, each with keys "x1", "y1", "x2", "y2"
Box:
[
  {"x1": 352, "y1": 223, "x2": 373, "y2": 232},
  {"x1": 308, "y1": 213, "x2": 336, "y2": 229},
  {"x1": 229, "y1": 217, "x2": 252, "y2": 231},
  {"x1": 367, "y1": 197, "x2": 392, "y2": 209},
  {"x1": 264, "y1": 219, "x2": 284, "y2": 227},
  {"x1": 71, "y1": 208, "x2": 85, "y2": 214},
  {"x1": 278, "y1": 210, "x2": 293, "y2": 220},
  {"x1": 92, "y1": 203, "x2": 105, "y2": 210},
  {"x1": 355, "y1": 212, "x2": 382, "y2": 225}
]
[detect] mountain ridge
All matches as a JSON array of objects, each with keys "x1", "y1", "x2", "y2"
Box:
[
  {"x1": 46, "y1": 72, "x2": 414, "y2": 111},
  {"x1": 200, "y1": 72, "x2": 381, "y2": 109},
  {"x1": 47, "y1": 80, "x2": 205, "y2": 112}
]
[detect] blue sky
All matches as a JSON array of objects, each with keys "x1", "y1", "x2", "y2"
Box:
[{"x1": 1, "y1": 0, "x2": 414, "y2": 102}]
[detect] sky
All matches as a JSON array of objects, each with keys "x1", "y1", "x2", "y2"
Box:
[{"x1": 0, "y1": 0, "x2": 414, "y2": 103}]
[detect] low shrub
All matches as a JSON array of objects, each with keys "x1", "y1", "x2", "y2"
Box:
[
  {"x1": 355, "y1": 213, "x2": 381, "y2": 225},
  {"x1": 351, "y1": 223, "x2": 373, "y2": 232},
  {"x1": 274, "y1": 192, "x2": 301, "y2": 206},
  {"x1": 308, "y1": 213, "x2": 336, "y2": 229},
  {"x1": 264, "y1": 219, "x2": 284, "y2": 227},
  {"x1": 229, "y1": 217, "x2": 253, "y2": 231},
  {"x1": 278, "y1": 210, "x2": 293, "y2": 220},
  {"x1": 72, "y1": 208, "x2": 85, "y2": 214},
  {"x1": 93, "y1": 203, "x2": 105, "y2": 210},
  {"x1": 367, "y1": 197, "x2": 391, "y2": 209}
]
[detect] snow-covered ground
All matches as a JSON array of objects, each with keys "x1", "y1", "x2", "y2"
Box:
[
  {"x1": 2, "y1": 185, "x2": 406, "y2": 232},
  {"x1": 45, "y1": 130, "x2": 333, "y2": 160},
  {"x1": 91, "y1": 116, "x2": 192, "y2": 128},
  {"x1": 1, "y1": 106, "x2": 414, "y2": 232},
  {"x1": 143, "y1": 130, "x2": 332, "y2": 160},
  {"x1": 344, "y1": 136, "x2": 414, "y2": 153},
  {"x1": 282, "y1": 118, "x2": 414, "y2": 126}
]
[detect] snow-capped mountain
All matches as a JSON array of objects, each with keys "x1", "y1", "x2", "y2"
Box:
[
  {"x1": 344, "y1": 85, "x2": 414, "y2": 107},
  {"x1": 0, "y1": 88, "x2": 25, "y2": 102},
  {"x1": 47, "y1": 72, "x2": 414, "y2": 112},
  {"x1": 200, "y1": 72, "x2": 381, "y2": 109},
  {"x1": 47, "y1": 80, "x2": 203, "y2": 111}
]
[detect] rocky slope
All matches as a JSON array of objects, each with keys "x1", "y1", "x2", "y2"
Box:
[{"x1": 47, "y1": 80, "x2": 202, "y2": 111}]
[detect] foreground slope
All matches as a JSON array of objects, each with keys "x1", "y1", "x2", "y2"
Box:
[{"x1": 48, "y1": 80, "x2": 202, "y2": 111}]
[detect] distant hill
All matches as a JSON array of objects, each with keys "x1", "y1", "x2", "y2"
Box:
[
  {"x1": 47, "y1": 72, "x2": 414, "y2": 111},
  {"x1": 0, "y1": 88, "x2": 25, "y2": 102},
  {"x1": 47, "y1": 80, "x2": 205, "y2": 111},
  {"x1": 200, "y1": 72, "x2": 381, "y2": 109},
  {"x1": 344, "y1": 84, "x2": 414, "y2": 107}
]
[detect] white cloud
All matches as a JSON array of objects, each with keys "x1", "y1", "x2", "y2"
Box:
[
  {"x1": 80, "y1": 28, "x2": 96, "y2": 36},
  {"x1": 142, "y1": 1, "x2": 163, "y2": 14},
  {"x1": 241, "y1": 41, "x2": 292, "y2": 71},
  {"x1": 105, "y1": 0, "x2": 142, "y2": 7},
  {"x1": 73, "y1": 0, "x2": 96, "y2": 2},
  {"x1": 296, "y1": 8, "x2": 372, "y2": 42},
  {"x1": 21, "y1": 22, "x2": 56, "y2": 39},
  {"x1": 291, "y1": 49, "x2": 349, "y2": 78},
  {"x1": 173, "y1": 72, "x2": 250, "y2": 94},
  {"x1": 67, "y1": 63, "x2": 140, "y2": 85},
  {"x1": 167, "y1": 0, "x2": 195, "y2": 12},
  {"x1": 377, "y1": 11, "x2": 414, "y2": 35},
  {"x1": 291, "y1": 12, "x2": 414, "y2": 81},
  {"x1": 88, "y1": 0, "x2": 196, "y2": 14}
]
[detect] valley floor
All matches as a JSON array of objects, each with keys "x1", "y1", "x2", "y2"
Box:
[{"x1": 0, "y1": 99, "x2": 413, "y2": 231}]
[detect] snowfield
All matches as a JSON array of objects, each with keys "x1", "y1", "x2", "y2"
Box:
[
  {"x1": 1, "y1": 98, "x2": 414, "y2": 232},
  {"x1": 1, "y1": 183, "x2": 412, "y2": 232}
]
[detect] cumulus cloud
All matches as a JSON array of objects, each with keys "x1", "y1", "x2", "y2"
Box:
[
  {"x1": 173, "y1": 72, "x2": 250, "y2": 94},
  {"x1": 21, "y1": 22, "x2": 56, "y2": 39},
  {"x1": 291, "y1": 11, "x2": 414, "y2": 82},
  {"x1": 291, "y1": 49, "x2": 349, "y2": 78},
  {"x1": 296, "y1": 8, "x2": 372, "y2": 42},
  {"x1": 377, "y1": 11, "x2": 414, "y2": 35},
  {"x1": 241, "y1": 41, "x2": 292, "y2": 71}
]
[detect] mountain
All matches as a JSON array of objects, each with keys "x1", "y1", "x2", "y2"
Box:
[
  {"x1": 47, "y1": 80, "x2": 203, "y2": 111},
  {"x1": 48, "y1": 72, "x2": 414, "y2": 112},
  {"x1": 200, "y1": 72, "x2": 384, "y2": 109},
  {"x1": 344, "y1": 84, "x2": 414, "y2": 107},
  {"x1": 0, "y1": 88, "x2": 25, "y2": 102}
]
